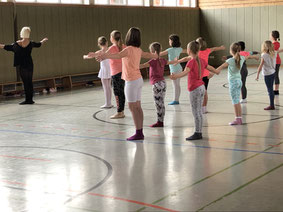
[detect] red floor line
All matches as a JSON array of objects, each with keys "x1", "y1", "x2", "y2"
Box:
[
  {"x1": 0, "y1": 155, "x2": 52, "y2": 162},
  {"x1": 87, "y1": 192, "x2": 178, "y2": 212}
]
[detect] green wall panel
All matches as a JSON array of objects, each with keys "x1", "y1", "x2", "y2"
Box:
[
  {"x1": 12, "y1": 5, "x2": 199, "y2": 80},
  {"x1": 0, "y1": 4, "x2": 17, "y2": 83}
]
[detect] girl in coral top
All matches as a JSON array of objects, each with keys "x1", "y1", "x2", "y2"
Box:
[
  {"x1": 270, "y1": 30, "x2": 281, "y2": 95},
  {"x1": 106, "y1": 30, "x2": 126, "y2": 119},
  {"x1": 98, "y1": 27, "x2": 157, "y2": 141}
]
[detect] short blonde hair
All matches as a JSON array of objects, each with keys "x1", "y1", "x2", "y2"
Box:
[{"x1": 20, "y1": 27, "x2": 31, "y2": 39}]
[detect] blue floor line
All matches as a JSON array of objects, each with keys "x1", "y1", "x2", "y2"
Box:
[{"x1": 0, "y1": 129, "x2": 282, "y2": 156}]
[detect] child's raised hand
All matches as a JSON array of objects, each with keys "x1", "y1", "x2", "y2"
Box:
[
  {"x1": 83, "y1": 55, "x2": 89, "y2": 59},
  {"x1": 96, "y1": 54, "x2": 105, "y2": 62}
]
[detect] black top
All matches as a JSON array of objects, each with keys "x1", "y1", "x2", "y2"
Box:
[{"x1": 4, "y1": 41, "x2": 41, "y2": 68}]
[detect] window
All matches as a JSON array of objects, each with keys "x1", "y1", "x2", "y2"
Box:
[
  {"x1": 154, "y1": 0, "x2": 196, "y2": 7},
  {"x1": 7, "y1": 0, "x2": 196, "y2": 7}
]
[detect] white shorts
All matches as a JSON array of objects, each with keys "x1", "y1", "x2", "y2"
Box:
[{"x1": 125, "y1": 77, "x2": 143, "y2": 102}]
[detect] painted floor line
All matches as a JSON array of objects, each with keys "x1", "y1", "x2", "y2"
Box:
[
  {"x1": 136, "y1": 142, "x2": 282, "y2": 212},
  {"x1": 0, "y1": 129, "x2": 283, "y2": 157},
  {"x1": 88, "y1": 192, "x2": 178, "y2": 212},
  {"x1": 196, "y1": 162, "x2": 283, "y2": 211}
]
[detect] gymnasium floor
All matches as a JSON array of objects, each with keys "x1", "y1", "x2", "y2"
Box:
[{"x1": 0, "y1": 67, "x2": 283, "y2": 212}]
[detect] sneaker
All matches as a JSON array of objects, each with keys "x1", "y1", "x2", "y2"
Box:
[
  {"x1": 229, "y1": 118, "x2": 242, "y2": 125},
  {"x1": 186, "y1": 132, "x2": 202, "y2": 140},
  {"x1": 19, "y1": 101, "x2": 35, "y2": 105},
  {"x1": 264, "y1": 106, "x2": 275, "y2": 110},
  {"x1": 101, "y1": 104, "x2": 113, "y2": 109},
  {"x1": 240, "y1": 99, "x2": 247, "y2": 104},
  {"x1": 202, "y1": 107, "x2": 207, "y2": 114},
  {"x1": 126, "y1": 133, "x2": 144, "y2": 141},
  {"x1": 274, "y1": 90, "x2": 279, "y2": 95},
  {"x1": 110, "y1": 112, "x2": 125, "y2": 119},
  {"x1": 150, "y1": 122, "x2": 164, "y2": 127},
  {"x1": 168, "y1": 101, "x2": 179, "y2": 105}
]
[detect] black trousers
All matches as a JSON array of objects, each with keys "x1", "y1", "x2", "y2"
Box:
[
  {"x1": 241, "y1": 63, "x2": 248, "y2": 100},
  {"x1": 112, "y1": 72, "x2": 125, "y2": 112},
  {"x1": 19, "y1": 66, "x2": 34, "y2": 102}
]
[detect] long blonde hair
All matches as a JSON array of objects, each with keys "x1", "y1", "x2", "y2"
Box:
[
  {"x1": 230, "y1": 43, "x2": 241, "y2": 69},
  {"x1": 261, "y1": 40, "x2": 275, "y2": 58},
  {"x1": 188, "y1": 40, "x2": 201, "y2": 79}
]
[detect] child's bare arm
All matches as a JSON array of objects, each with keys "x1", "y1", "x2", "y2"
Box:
[{"x1": 256, "y1": 58, "x2": 264, "y2": 81}]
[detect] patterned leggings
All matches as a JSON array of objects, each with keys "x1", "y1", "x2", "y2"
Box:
[
  {"x1": 153, "y1": 80, "x2": 166, "y2": 122},
  {"x1": 189, "y1": 85, "x2": 205, "y2": 133},
  {"x1": 112, "y1": 72, "x2": 125, "y2": 112}
]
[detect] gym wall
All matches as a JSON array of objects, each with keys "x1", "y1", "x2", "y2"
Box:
[
  {"x1": 0, "y1": 3, "x2": 16, "y2": 83},
  {"x1": 199, "y1": 0, "x2": 283, "y2": 65},
  {"x1": 1, "y1": 4, "x2": 200, "y2": 82}
]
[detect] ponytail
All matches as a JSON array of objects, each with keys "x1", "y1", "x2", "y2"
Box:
[
  {"x1": 196, "y1": 55, "x2": 202, "y2": 79},
  {"x1": 111, "y1": 30, "x2": 123, "y2": 52},
  {"x1": 235, "y1": 52, "x2": 241, "y2": 69}
]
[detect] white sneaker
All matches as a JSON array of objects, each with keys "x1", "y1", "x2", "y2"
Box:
[
  {"x1": 240, "y1": 99, "x2": 247, "y2": 104},
  {"x1": 100, "y1": 104, "x2": 113, "y2": 109}
]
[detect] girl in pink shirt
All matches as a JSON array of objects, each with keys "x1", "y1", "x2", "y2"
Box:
[
  {"x1": 270, "y1": 30, "x2": 281, "y2": 95},
  {"x1": 98, "y1": 27, "x2": 157, "y2": 141},
  {"x1": 140, "y1": 42, "x2": 175, "y2": 128},
  {"x1": 170, "y1": 41, "x2": 218, "y2": 140},
  {"x1": 106, "y1": 30, "x2": 126, "y2": 119}
]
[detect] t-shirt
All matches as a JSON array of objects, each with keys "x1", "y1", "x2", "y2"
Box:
[
  {"x1": 261, "y1": 53, "x2": 276, "y2": 76},
  {"x1": 273, "y1": 41, "x2": 281, "y2": 64},
  {"x1": 122, "y1": 46, "x2": 142, "y2": 81},
  {"x1": 167, "y1": 47, "x2": 183, "y2": 73},
  {"x1": 186, "y1": 58, "x2": 207, "y2": 92},
  {"x1": 148, "y1": 58, "x2": 167, "y2": 85},
  {"x1": 199, "y1": 48, "x2": 211, "y2": 77},
  {"x1": 108, "y1": 44, "x2": 125, "y2": 76},
  {"x1": 226, "y1": 56, "x2": 245, "y2": 81},
  {"x1": 4, "y1": 41, "x2": 41, "y2": 68},
  {"x1": 239, "y1": 51, "x2": 250, "y2": 57}
]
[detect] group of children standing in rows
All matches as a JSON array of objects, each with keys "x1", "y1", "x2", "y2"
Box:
[{"x1": 84, "y1": 28, "x2": 282, "y2": 141}]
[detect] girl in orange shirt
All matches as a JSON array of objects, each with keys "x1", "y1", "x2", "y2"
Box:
[{"x1": 98, "y1": 27, "x2": 157, "y2": 141}]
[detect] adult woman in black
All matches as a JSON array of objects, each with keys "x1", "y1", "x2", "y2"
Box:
[{"x1": 0, "y1": 26, "x2": 48, "y2": 104}]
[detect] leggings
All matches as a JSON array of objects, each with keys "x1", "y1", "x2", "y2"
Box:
[
  {"x1": 172, "y1": 78, "x2": 181, "y2": 101},
  {"x1": 274, "y1": 64, "x2": 280, "y2": 85},
  {"x1": 229, "y1": 79, "x2": 242, "y2": 105},
  {"x1": 112, "y1": 72, "x2": 125, "y2": 112},
  {"x1": 153, "y1": 80, "x2": 166, "y2": 122},
  {"x1": 19, "y1": 66, "x2": 34, "y2": 102},
  {"x1": 264, "y1": 73, "x2": 275, "y2": 107},
  {"x1": 189, "y1": 85, "x2": 205, "y2": 133},
  {"x1": 241, "y1": 63, "x2": 248, "y2": 99},
  {"x1": 101, "y1": 78, "x2": 112, "y2": 106}
]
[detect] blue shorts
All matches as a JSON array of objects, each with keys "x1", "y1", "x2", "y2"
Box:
[{"x1": 229, "y1": 79, "x2": 242, "y2": 105}]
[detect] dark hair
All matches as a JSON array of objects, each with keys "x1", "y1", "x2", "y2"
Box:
[
  {"x1": 188, "y1": 40, "x2": 201, "y2": 79},
  {"x1": 169, "y1": 34, "x2": 181, "y2": 47},
  {"x1": 196, "y1": 37, "x2": 207, "y2": 51},
  {"x1": 150, "y1": 42, "x2": 163, "y2": 66},
  {"x1": 98, "y1": 36, "x2": 107, "y2": 47},
  {"x1": 125, "y1": 27, "x2": 141, "y2": 47},
  {"x1": 111, "y1": 30, "x2": 123, "y2": 51},
  {"x1": 238, "y1": 41, "x2": 246, "y2": 51},
  {"x1": 272, "y1": 30, "x2": 280, "y2": 41}
]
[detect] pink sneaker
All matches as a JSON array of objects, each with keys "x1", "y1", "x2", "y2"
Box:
[
  {"x1": 229, "y1": 118, "x2": 242, "y2": 126},
  {"x1": 150, "y1": 122, "x2": 164, "y2": 127},
  {"x1": 264, "y1": 106, "x2": 275, "y2": 110}
]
